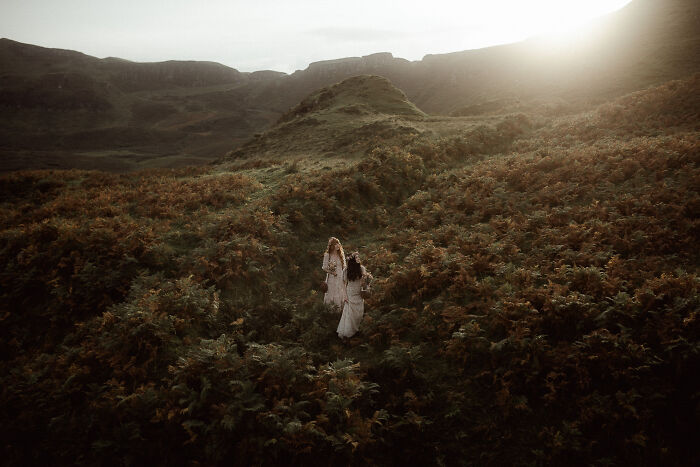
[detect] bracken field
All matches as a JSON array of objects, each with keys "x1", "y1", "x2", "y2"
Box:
[{"x1": 1, "y1": 75, "x2": 699, "y2": 466}]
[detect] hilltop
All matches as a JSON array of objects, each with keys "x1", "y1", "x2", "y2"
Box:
[
  {"x1": 224, "y1": 75, "x2": 427, "y2": 160},
  {"x1": 279, "y1": 74, "x2": 425, "y2": 122}
]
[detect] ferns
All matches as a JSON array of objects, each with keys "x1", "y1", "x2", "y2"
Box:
[{"x1": 1, "y1": 76, "x2": 699, "y2": 465}]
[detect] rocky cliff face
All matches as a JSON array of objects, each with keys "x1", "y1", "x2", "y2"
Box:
[
  {"x1": 257, "y1": 52, "x2": 416, "y2": 114},
  {"x1": 300, "y1": 52, "x2": 409, "y2": 77},
  {"x1": 103, "y1": 60, "x2": 246, "y2": 91}
]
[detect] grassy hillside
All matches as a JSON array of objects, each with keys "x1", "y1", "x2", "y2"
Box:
[
  {"x1": 224, "y1": 75, "x2": 427, "y2": 160},
  {"x1": 0, "y1": 38, "x2": 280, "y2": 172},
  {"x1": 1, "y1": 74, "x2": 698, "y2": 465}
]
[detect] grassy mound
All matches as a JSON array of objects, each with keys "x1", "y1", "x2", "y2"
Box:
[
  {"x1": 278, "y1": 75, "x2": 426, "y2": 123},
  {"x1": 224, "y1": 75, "x2": 427, "y2": 160}
]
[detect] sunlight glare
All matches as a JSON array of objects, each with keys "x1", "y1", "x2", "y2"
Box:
[
  {"x1": 464, "y1": 0, "x2": 634, "y2": 45},
  {"x1": 523, "y1": 0, "x2": 630, "y2": 33}
]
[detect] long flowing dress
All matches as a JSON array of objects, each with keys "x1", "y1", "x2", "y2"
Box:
[
  {"x1": 337, "y1": 266, "x2": 367, "y2": 339},
  {"x1": 322, "y1": 252, "x2": 345, "y2": 310}
]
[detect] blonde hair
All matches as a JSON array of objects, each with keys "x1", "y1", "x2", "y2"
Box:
[{"x1": 326, "y1": 237, "x2": 346, "y2": 269}]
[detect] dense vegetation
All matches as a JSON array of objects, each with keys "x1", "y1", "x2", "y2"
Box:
[{"x1": 1, "y1": 75, "x2": 698, "y2": 466}]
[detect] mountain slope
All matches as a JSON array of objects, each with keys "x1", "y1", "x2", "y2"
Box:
[
  {"x1": 0, "y1": 38, "x2": 280, "y2": 171},
  {"x1": 224, "y1": 75, "x2": 427, "y2": 160}
]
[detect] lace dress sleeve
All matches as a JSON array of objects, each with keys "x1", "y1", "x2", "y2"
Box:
[
  {"x1": 322, "y1": 252, "x2": 329, "y2": 272},
  {"x1": 361, "y1": 266, "x2": 372, "y2": 287}
]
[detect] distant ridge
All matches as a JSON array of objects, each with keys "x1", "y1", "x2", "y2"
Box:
[{"x1": 0, "y1": 38, "x2": 247, "y2": 90}]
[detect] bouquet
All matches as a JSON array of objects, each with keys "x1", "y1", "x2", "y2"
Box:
[
  {"x1": 328, "y1": 259, "x2": 337, "y2": 275},
  {"x1": 360, "y1": 272, "x2": 374, "y2": 298}
]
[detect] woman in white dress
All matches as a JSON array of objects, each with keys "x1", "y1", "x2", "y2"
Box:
[
  {"x1": 322, "y1": 237, "x2": 346, "y2": 310},
  {"x1": 337, "y1": 252, "x2": 371, "y2": 340}
]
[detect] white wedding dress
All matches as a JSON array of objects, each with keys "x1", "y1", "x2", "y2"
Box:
[
  {"x1": 337, "y1": 265, "x2": 367, "y2": 339},
  {"x1": 322, "y1": 252, "x2": 345, "y2": 310}
]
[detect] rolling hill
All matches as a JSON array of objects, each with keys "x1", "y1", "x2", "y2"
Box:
[{"x1": 224, "y1": 75, "x2": 427, "y2": 160}]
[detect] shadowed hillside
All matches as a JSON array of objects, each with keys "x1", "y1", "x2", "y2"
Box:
[{"x1": 0, "y1": 38, "x2": 282, "y2": 172}]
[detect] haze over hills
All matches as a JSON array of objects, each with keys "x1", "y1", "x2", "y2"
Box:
[{"x1": 1, "y1": 0, "x2": 700, "y2": 171}]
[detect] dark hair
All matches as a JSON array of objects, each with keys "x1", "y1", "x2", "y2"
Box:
[{"x1": 346, "y1": 253, "x2": 362, "y2": 281}]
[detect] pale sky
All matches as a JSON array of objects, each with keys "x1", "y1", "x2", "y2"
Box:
[{"x1": 1, "y1": 0, "x2": 634, "y2": 74}]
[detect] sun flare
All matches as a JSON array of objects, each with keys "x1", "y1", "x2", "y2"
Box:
[{"x1": 504, "y1": 0, "x2": 633, "y2": 37}]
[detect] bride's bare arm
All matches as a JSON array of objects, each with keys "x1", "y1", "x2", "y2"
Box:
[{"x1": 343, "y1": 269, "x2": 349, "y2": 302}]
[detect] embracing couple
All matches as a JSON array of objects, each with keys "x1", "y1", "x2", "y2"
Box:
[{"x1": 322, "y1": 237, "x2": 373, "y2": 340}]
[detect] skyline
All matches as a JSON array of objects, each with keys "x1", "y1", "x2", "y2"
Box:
[{"x1": 1, "y1": 0, "x2": 634, "y2": 74}]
